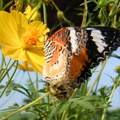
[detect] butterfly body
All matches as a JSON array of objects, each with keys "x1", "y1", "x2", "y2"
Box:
[{"x1": 43, "y1": 27, "x2": 120, "y2": 100}]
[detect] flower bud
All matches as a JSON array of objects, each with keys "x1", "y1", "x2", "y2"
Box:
[
  {"x1": 57, "y1": 11, "x2": 63, "y2": 20},
  {"x1": 115, "y1": 66, "x2": 120, "y2": 73}
]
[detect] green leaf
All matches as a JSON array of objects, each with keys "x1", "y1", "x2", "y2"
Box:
[
  {"x1": 74, "y1": 100, "x2": 95, "y2": 111},
  {"x1": 0, "y1": 84, "x2": 5, "y2": 89},
  {"x1": 8, "y1": 105, "x2": 19, "y2": 109},
  {"x1": 6, "y1": 81, "x2": 15, "y2": 96},
  {"x1": 49, "y1": 106, "x2": 58, "y2": 120},
  {"x1": 38, "y1": 88, "x2": 47, "y2": 93},
  {"x1": 59, "y1": 102, "x2": 71, "y2": 113},
  {"x1": 80, "y1": 95, "x2": 100, "y2": 101}
]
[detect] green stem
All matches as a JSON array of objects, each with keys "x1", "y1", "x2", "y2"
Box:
[
  {"x1": 71, "y1": 88, "x2": 79, "y2": 98},
  {"x1": 61, "y1": 15, "x2": 74, "y2": 26},
  {"x1": 81, "y1": 0, "x2": 88, "y2": 27},
  {"x1": 61, "y1": 89, "x2": 79, "y2": 120},
  {"x1": 43, "y1": 3, "x2": 47, "y2": 24},
  {"x1": 46, "y1": 94, "x2": 50, "y2": 112},
  {"x1": 27, "y1": 71, "x2": 34, "y2": 90},
  {"x1": 2, "y1": 92, "x2": 50, "y2": 120},
  {"x1": 61, "y1": 110, "x2": 68, "y2": 120},
  {"x1": 0, "y1": 59, "x2": 15, "y2": 81},
  {"x1": 101, "y1": 75, "x2": 120, "y2": 120},
  {"x1": 27, "y1": 71, "x2": 37, "y2": 99},
  {"x1": 101, "y1": 84, "x2": 116, "y2": 120},
  {"x1": 35, "y1": 72, "x2": 39, "y2": 93},
  {"x1": 51, "y1": 0, "x2": 60, "y2": 11},
  {"x1": 86, "y1": 57, "x2": 108, "y2": 96},
  {"x1": 2, "y1": 0, "x2": 13, "y2": 10},
  {"x1": 0, "y1": 61, "x2": 18, "y2": 98}
]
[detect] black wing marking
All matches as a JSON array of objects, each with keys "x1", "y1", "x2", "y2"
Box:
[{"x1": 78, "y1": 27, "x2": 120, "y2": 83}]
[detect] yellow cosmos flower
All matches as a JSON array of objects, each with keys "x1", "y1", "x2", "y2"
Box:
[
  {"x1": 18, "y1": 61, "x2": 34, "y2": 71},
  {"x1": 24, "y1": 5, "x2": 41, "y2": 21},
  {"x1": 0, "y1": 10, "x2": 50, "y2": 74}
]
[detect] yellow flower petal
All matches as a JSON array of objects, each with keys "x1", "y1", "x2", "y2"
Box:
[
  {"x1": 24, "y1": 5, "x2": 41, "y2": 21},
  {"x1": 28, "y1": 21, "x2": 50, "y2": 35},
  {"x1": 26, "y1": 52, "x2": 44, "y2": 74},
  {"x1": 11, "y1": 10, "x2": 28, "y2": 37},
  {"x1": 2, "y1": 47, "x2": 26, "y2": 61},
  {"x1": 26, "y1": 48, "x2": 45, "y2": 67},
  {"x1": 0, "y1": 11, "x2": 20, "y2": 47}
]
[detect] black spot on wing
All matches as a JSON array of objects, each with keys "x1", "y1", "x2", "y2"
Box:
[{"x1": 77, "y1": 27, "x2": 120, "y2": 84}]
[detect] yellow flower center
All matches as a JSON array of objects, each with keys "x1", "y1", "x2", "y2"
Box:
[
  {"x1": 24, "y1": 29, "x2": 39, "y2": 45},
  {"x1": 22, "y1": 28, "x2": 44, "y2": 49}
]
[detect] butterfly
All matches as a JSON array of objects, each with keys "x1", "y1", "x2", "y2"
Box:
[{"x1": 43, "y1": 27, "x2": 120, "y2": 100}]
